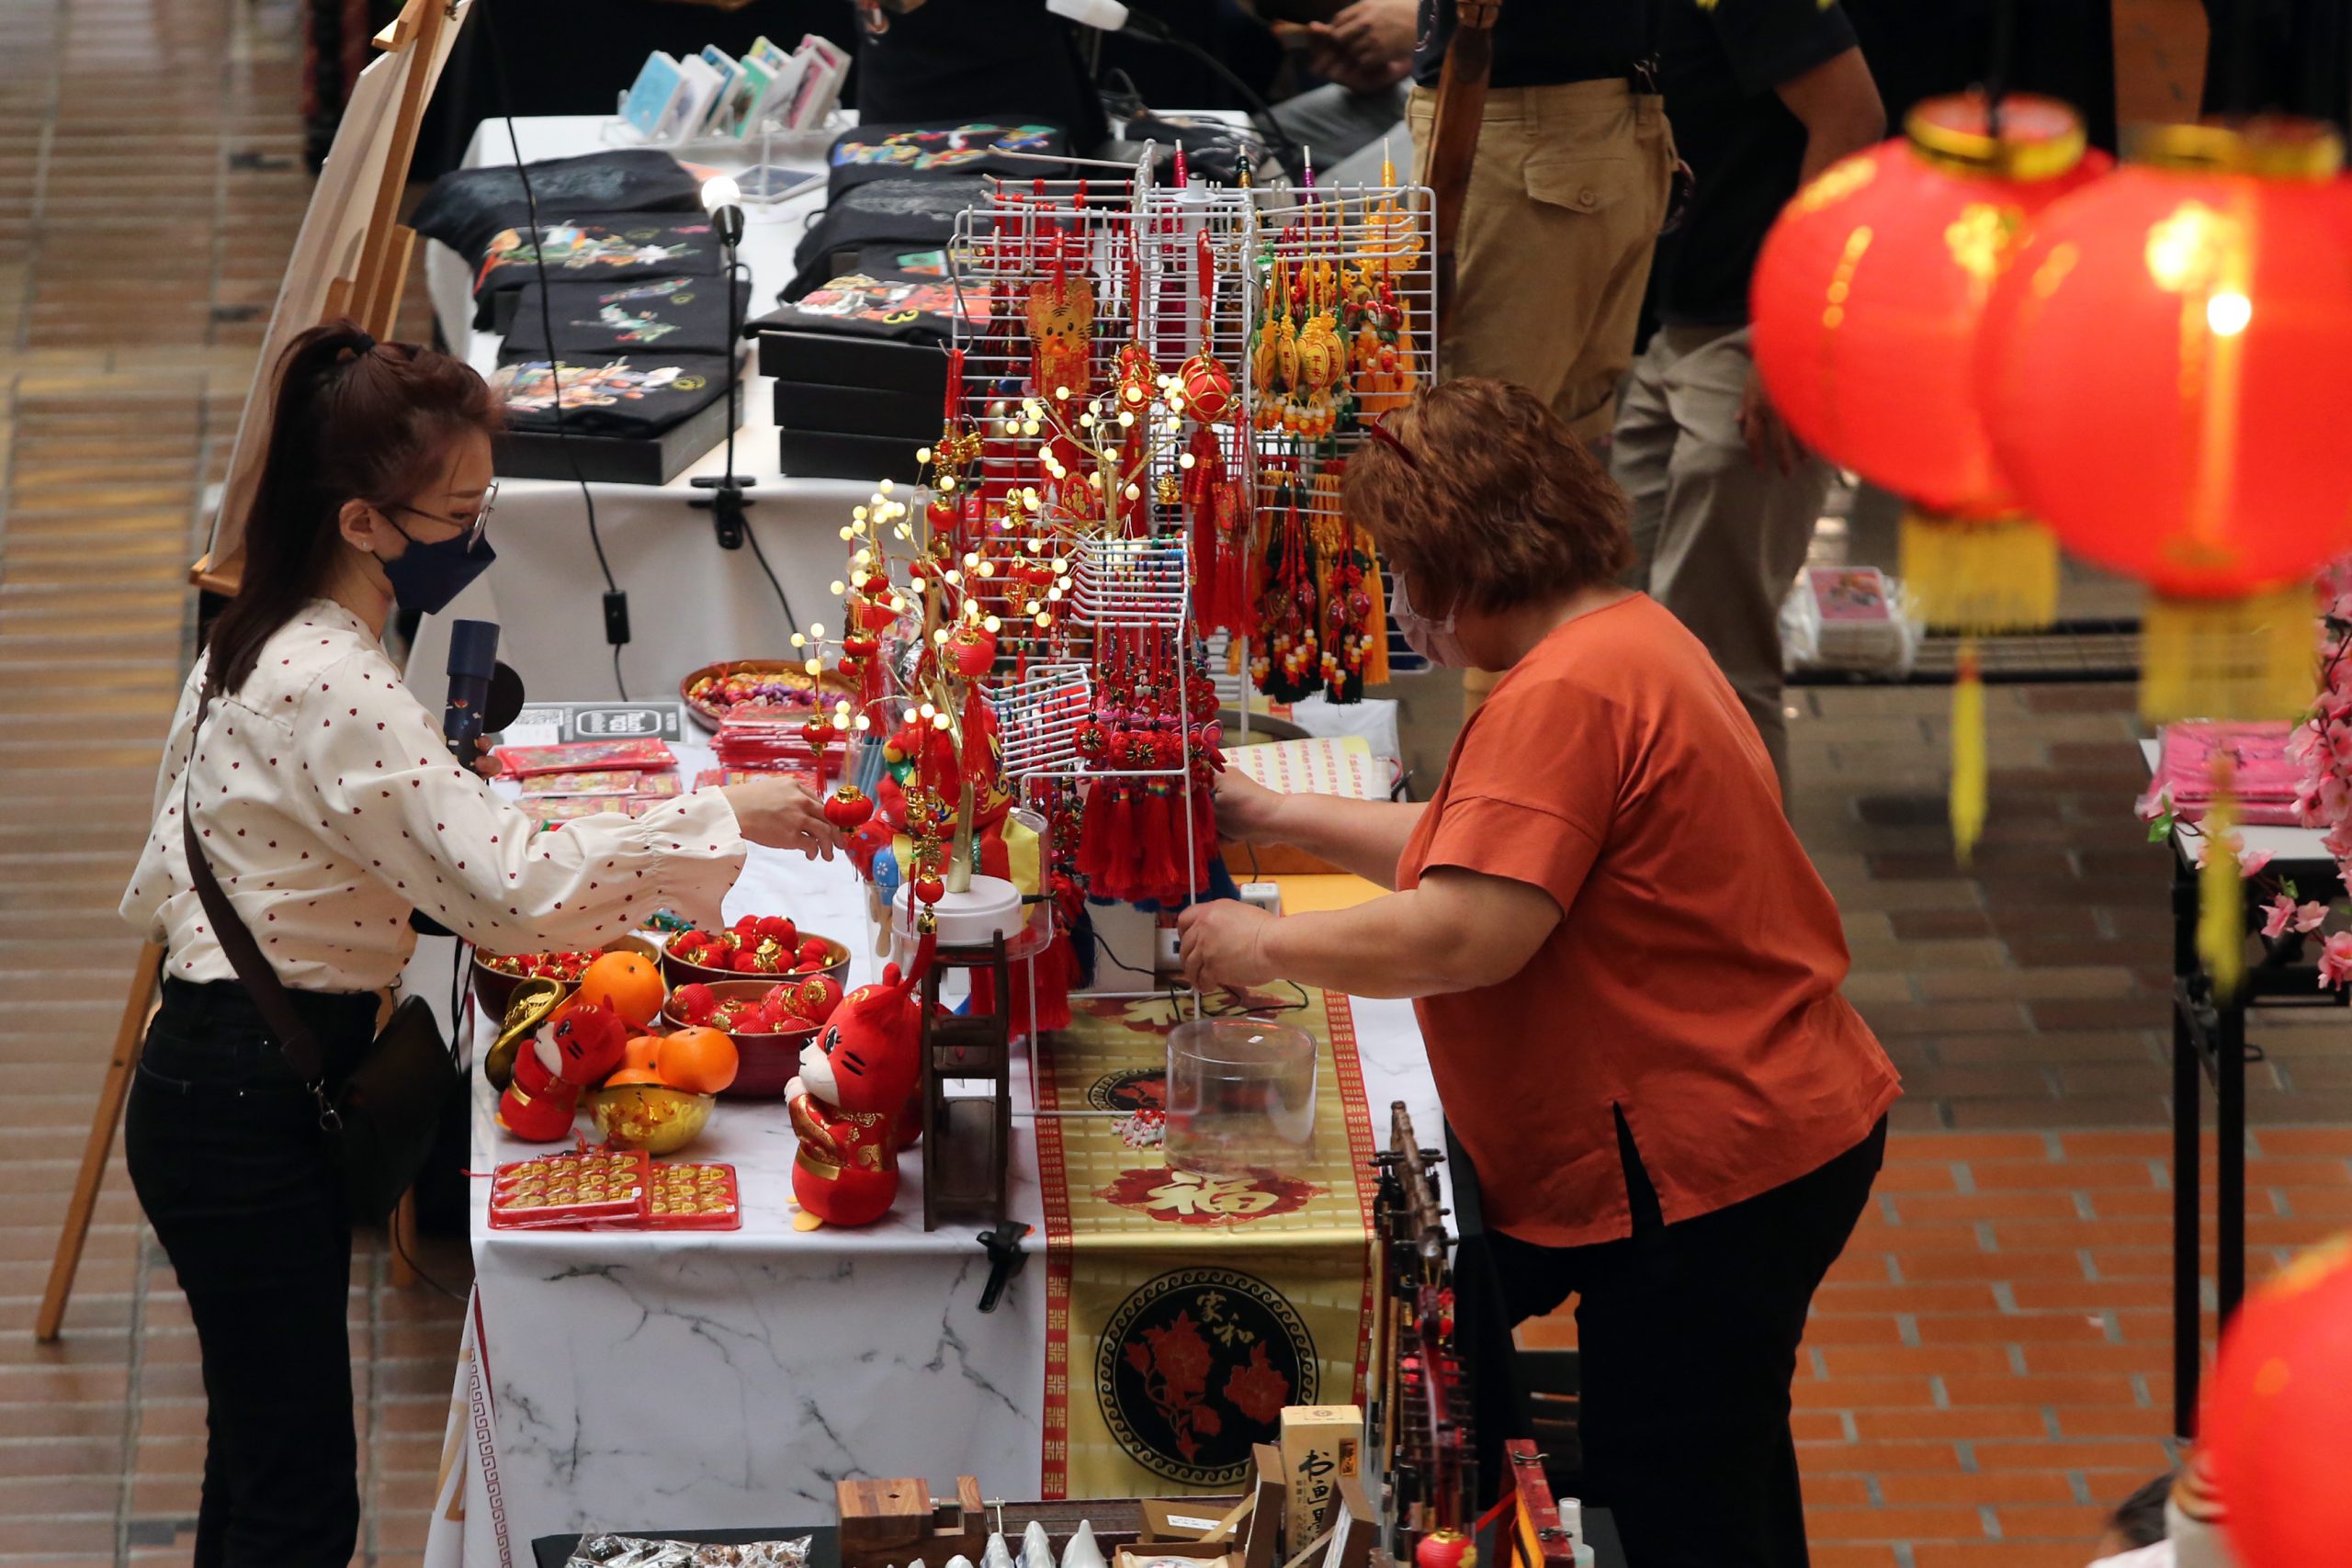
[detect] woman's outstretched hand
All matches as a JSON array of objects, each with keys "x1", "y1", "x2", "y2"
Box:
[
  {"x1": 1178, "y1": 898, "x2": 1279, "y2": 992},
  {"x1": 721, "y1": 777, "x2": 844, "y2": 861},
  {"x1": 1213, "y1": 768, "x2": 1287, "y2": 846}
]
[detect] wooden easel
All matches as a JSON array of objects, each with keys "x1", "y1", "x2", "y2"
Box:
[{"x1": 38, "y1": 0, "x2": 469, "y2": 1342}]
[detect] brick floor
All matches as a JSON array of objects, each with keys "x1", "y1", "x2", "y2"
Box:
[{"x1": 6, "y1": 0, "x2": 2338, "y2": 1565}]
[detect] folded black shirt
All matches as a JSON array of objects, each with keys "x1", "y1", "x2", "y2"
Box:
[
  {"x1": 823, "y1": 119, "x2": 1069, "y2": 199},
  {"x1": 471, "y1": 214, "x2": 723, "y2": 328},
  {"x1": 413, "y1": 149, "x2": 703, "y2": 262},
  {"x1": 491, "y1": 352, "x2": 732, "y2": 439},
  {"x1": 501, "y1": 276, "x2": 748, "y2": 360}
]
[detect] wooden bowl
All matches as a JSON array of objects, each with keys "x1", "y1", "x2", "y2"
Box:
[
  {"x1": 659, "y1": 931, "x2": 851, "y2": 995},
  {"x1": 472, "y1": 933, "x2": 660, "y2": 1019},
  {"x1": 660, "y1": 977, "x2": 823, "y2": 1100},
  {"x1": 681, "y1": 660, "x2": 859, "y2": 731}
]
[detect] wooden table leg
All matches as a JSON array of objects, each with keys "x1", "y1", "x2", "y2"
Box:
[{"x1": 38, "y1": 944, "x2": 164, "y2": 1342}]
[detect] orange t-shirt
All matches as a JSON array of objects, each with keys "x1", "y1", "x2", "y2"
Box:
[{"x1": 1397, "y1": 594, "x2": 1900, "y2": 1248}]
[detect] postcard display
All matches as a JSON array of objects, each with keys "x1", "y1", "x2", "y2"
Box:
[{"x1": 424, "y1": 173, "x2": 1441, "y2": 1568}]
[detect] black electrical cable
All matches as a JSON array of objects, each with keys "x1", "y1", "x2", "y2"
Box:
[
  {"x1": 389, "y1": 1216, "x2": 471, "y2": 1304},
  {"x1": 1149, "y1": 34, "x2": 1300, "y2": 178},
  {"x1": 473, "y1": 0, "x2": 630, "y2": 699},
  {"x1": 739, "y1": 513, "x2": 804, "y2": 637},
  {"x1": 1090, "y1": 17, "x2": 1299, "y2": 177}
]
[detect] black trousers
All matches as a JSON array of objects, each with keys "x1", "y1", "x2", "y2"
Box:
[
  {"x1": 125, "y1": 976, "x2": 376, "y2": 1568},
  {"x1": 1487, "y1": 1117, "x2": 1887, "y2": 1568}
]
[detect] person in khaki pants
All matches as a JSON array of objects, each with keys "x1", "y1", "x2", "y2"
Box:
[
  {"x1": 1405, "y1": 0, "x2": 1676, "y2": 714},
  {"x1": 1611, "y1": 0, "x2": 1885, "y2": 794}
]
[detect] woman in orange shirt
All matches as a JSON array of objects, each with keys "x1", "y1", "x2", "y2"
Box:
[{"x1": 1179, "y1": 378, "x2": 1899, "y2": 1568}]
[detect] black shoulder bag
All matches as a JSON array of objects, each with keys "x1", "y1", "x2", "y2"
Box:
[{"x1": 179, "y1": 683, "x2": 464, "y2": 1224}]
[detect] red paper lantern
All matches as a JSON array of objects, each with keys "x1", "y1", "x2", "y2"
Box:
[
  {"x1": 1754, "y1": 93, "x2": 2107, "y2": 526},
  {"x1": 2199, "y1": 1235, "x2": 2352, "y2": 1568},
  {"x1": 1980, "y1": 120, "x2": 2352, "y2": 607},
  {"x1": 1751, "y1": 93, "x2": 2109, "y2": 860}
]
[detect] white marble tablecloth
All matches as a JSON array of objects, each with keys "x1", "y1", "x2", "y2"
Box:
[{"x1": 419, "y1": 739, "x2": 1439, "y2": 1567}]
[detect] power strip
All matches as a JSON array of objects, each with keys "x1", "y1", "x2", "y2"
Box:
[{"x1": 1238, "y1": 881, "x2": 1282, "y2": 916}]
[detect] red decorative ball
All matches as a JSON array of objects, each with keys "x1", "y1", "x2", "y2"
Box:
[
  {"x1": 1981, "y1": 120, "x2": 2352, "y2": 597},
  {"x1": 2200, "y1": 1235, "x2": 2352, "y2": 1568},
  {"x1": 1179, "y1": 352, "x2": 1236, "y2": 424},
  {"x1": 1750, "y1": 93, "x2": 2107, "y2": 519}
]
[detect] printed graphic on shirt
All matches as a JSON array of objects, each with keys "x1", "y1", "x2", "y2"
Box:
[
  {"x1": 491, "y1": 353, "x2": 732, "y2": 438},
  {"x1": 792, "y1": 272, "x2": 988, "y2": 329},
  {"x1": 495, "y1": 359, "x2": 706, "y2": 412},
  {"x1": 831, "y1": 122, "x2": 1056, "y2": 172},
  {"x1": 474, "y1": 221, "x2": 718, "y2": 292}
]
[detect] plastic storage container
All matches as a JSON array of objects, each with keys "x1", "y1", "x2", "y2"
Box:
[{"x1": 1163, "y1": 1017, "x2": 1317, "y2": 1180}]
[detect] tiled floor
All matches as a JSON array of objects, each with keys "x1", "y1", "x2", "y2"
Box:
[{"x1": 6, "y1": 0, "x2": 2342, "y2": 1566}]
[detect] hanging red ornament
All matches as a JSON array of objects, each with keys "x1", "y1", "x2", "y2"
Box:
[
  {"x1": 1981, "y1": 118, "x2": 2352, "y2": 721},
  {"x1": 948, "y1": 623, "x2": 998, "y2": 679},
  {"x1": 2199, "y1": 1235, "x2": 2352, "y2": 1568},
  {"x1": 1752, "y1": 91, "x2": 2109, "y2": 634},
  {"x1": 823, "y1": 785, "x2": 876, "y2": 830}
]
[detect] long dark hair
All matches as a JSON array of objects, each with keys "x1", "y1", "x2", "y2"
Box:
[{"x1": 206, "y1": 320, "x2": 498, "y2": 695}]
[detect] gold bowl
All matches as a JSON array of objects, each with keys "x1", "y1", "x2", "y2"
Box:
[{"x1": 588, "y1": 1082, "x2": 715, "y2": 1156}]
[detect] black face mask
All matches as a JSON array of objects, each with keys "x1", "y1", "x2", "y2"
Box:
[{"x1": 380, "y1": 518, "x2": 496, "y2": 615}]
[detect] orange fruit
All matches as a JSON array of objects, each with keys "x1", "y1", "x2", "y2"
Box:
[
  {"x1": 619, "y1": 1034, "x2": 662, "y2": 1075},
  {"x1": 656, "y1": 1025, "x2": 739, "y2": 1096},
  {"x1": 578, "y1": 951, "x2": 665, "y2": 1028}
]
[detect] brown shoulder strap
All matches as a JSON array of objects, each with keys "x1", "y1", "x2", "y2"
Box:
[{"x1": 178, "y1": 684, "x2": 333, "y2": 1096}]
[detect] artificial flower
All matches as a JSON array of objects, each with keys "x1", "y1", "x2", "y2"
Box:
[{"x1": 2319, "y1": 931, "x2": 2352, "y2": 989}]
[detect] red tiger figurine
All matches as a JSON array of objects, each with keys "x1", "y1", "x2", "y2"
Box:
[{"x1": 786, "y1": 936, "x2": 936, "y2": 1228}]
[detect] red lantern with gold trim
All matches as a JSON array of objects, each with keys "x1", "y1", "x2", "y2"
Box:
[
  {"x1": 1753, "y1": 92, "x2": 2109, "y2": 634},
  {"x1": 1980, "y1": 119, "x2": 2352, "y2": 721},
  {"x1": 2199, "y1": 1234, "x2": 2352, "y2": 1568},
  {"x1": 1752, "y1": 92, "x2": 2109, "y2": 860}
]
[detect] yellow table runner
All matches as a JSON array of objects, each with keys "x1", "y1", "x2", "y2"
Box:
[{"x1": 1035, "y1": 988, "x2": 1376, "y2": 1498}]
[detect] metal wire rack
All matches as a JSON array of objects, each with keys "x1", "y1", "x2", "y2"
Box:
[{"x1": 1244, "y1": 180, "x2": 1437, "y2": 581}]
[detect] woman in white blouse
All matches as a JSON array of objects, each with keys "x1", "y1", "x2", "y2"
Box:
[{"x1": 119, "y1": 321, "x2": 835, "y2": 1568}]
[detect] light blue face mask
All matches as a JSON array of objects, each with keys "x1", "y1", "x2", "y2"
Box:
[{"x1": 1390, "y1": 575, "x2": 1471, "y2": 669}]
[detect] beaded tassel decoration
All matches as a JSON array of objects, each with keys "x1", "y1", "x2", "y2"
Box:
[{"x1": 1250, "y1": 471, "x2": 1321, "y2": 703}]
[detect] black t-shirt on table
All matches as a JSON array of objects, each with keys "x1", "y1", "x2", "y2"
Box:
[
  {"x1": 1648, "y1": 0, "x2": 1860, "y2": 329},
  {"x1": 1411, "y1": 0, "x2": 1651, "y2": 90}
]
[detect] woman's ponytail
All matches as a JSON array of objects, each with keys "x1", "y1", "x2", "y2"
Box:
[{"x1": 204, "y1": 319, "x2": 496, "y2": 695}]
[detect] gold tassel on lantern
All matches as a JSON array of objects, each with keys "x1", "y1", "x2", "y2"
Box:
[
  {"x1": 1900, "y1": 512, "x2": 2062, "y2": 633},
  {"x1": 1949, "y1": 640, "x2": 1987, "y2": 863},
  {"x1": 2196, "y1": 757, "x2": 2246, "y2": 999},
  {"x1": 2139, "y1": 583, "x2": 2317, "y2": 724},
  {"x1": 1362, "y1": 535, "x2": 1390, "y2": 684}
]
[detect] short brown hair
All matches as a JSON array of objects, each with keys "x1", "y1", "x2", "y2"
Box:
[{"x1": 1343, "y1": 378, "x2": 1633, "y2": 615}]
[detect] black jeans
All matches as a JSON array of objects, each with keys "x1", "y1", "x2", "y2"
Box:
[
  {"x1": 1487, "y1": 1117, "x2": 1888, "y2": 1568},
  {"x1": 125, "y1": 976, "x2": 376, "y2": 1568}
]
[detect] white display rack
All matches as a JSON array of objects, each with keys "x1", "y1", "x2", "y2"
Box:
[
  {"x1": 1069, "y1": 537, "x2": 1191, "y2": 629},
  {"x1": 1244, "y1": 179, "x2": 1436, "y2": 513},
  {"x1": 988, "y1": 662, "x2": 1094, "y2": 783}
]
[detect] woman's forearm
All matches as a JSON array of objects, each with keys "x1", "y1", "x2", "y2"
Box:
[
  {"x1": 1254, "y1": 879, "x2": 1544, "y2": 998},
  {"x1": 1260, "y1": 793, "x2": 1426, "y2": 888}
]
